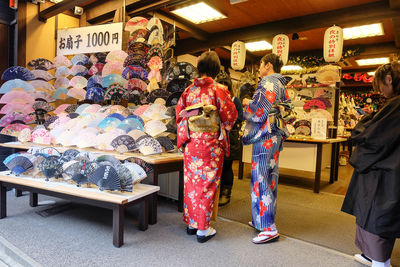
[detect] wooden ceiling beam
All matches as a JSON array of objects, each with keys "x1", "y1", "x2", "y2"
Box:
[
  {"x1": 85, "y1": 0, "x2": 140, "y2": 24},
  {"x1": 175, "y1": 1, "x2": 400, "y2": 55},
  {"x1": 150, "y1": 10, "x2": 209, "y2": 41},
  {"x1": 392, "y1": 18, "x2": 400, "y2": 48},
  {"x1": 390, "y1": 0, "x2": 400, "y2": 9},
  {"x1": 38, "y1": 0, "x2": 89, "y2": 21}
]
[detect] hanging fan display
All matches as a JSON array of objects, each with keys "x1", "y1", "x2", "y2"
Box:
[
  {"x1": 53, "y1": 55, "x2": 71, "y2": 68},
  {"x1": 27, "y1": 58, "x2": 55, "y2": 71},
  {"x1": 70, "y1": 65, "x2": 88, "y2": 76},
  {"x1": 0, "y1": 103, "x2": 34, "y2": 114},
  {"x1": 106, "y1": 50, "x2": 129, "y2": 63},
  {"x1": 102, "y1": 74, "x2": 126, "y2": 88},
  {"x1": 31, "y1": 70, "x2": 54, "y2": 81},
  {"x1": 69, "y1": 76, "x2": 88, "y2": 89},
  {"x1": 122, "y1": 65, "x2": 149, "y2": 80},
  {"x1": 0, "y1": 91, "x2": 35, "y2": 104},
  {"x1": 71, "y1": 54, "x2": 89, "y2": 66},
  {"x1": 2, "y1": 66, "x2": 35, "y2": 81},
  {"x1": 31, "y1": 91, "x2": 56, "y2": 102},
  {"x1": 88, "y1": 63, "x2": 104, "y2": 76},
  {"x1": 55, "y1": 66, "x2": 70, "y2": 78},
  {"x1": 0, "y1": 79, "x2": 35, "y2": 93}
]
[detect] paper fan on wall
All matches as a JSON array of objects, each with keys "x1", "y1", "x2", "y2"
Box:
[
  {"x1": 313, "y1": 97, "x2": 332, "y2": 108},
  {"x1": 104, "y1": 84, "x2": 126, "y2": 102},
  {"x1": 54, "y1": 77, "x2": 70, "y2": 89},
  {"x1": 147, "y1": 17, "x2": 164, "y2": 35},
  {"x1": 303, "y1": 99, "x2": 327, "y2": 110},
  {"x1": 4, "y1": 155, "x2": 34, "y2": 176},
  {"x1": 167, "y1": 62, "x2": 198, "y2": 81},
  {"x1": 106, "y1": 50, "x2": 128, "y2": 64},
  {"x1": 146, "y1": 89, "x2": 170, "y2": 103},
  {"x1": 32, "y1": 91, "x2": 55, "y2": 103},
  {"x1": 124, "y1": 78, "x2": 147, "y2": 92},
  {"x1": 101, "y1": 62, "x2": 124, "y2": 77},
  {"x1": 88, "y1": 63, "x2": 104, "y2": 76},
  {"x1": 53, "y1": 55, "x2": 71, "y2": 68},
  {"x1": 123, "y1": 54, "x2": 148, "y2": 69},
  {"x1": 102, "y1": 74, "x2": 126, "y2": 88},
  {"x1": 70, "y1": 65, "x2": 88, "y2": 76},
  {"x1": 71, "y1": 54, "x2": 89, "y2": 66},
  {"x1": 128, "y1": 29, "x2": 148, "y2": 43},
  {"x1": 31, "y1": 70, "x2": 54, "y2": 81},
  {"x1": 122, "y1": 65, "x2": 148, "y2": 80},
  {"x1": 0, "y1": 124, "x2": 31, "y2": 137},
  {"x1": 29, "y1": 80, "x2": 55, "y2": 92},
  {"x1": 87, "y1": 75, "x2": 104, "y2": 89},
  {"x1": 85, "y1": 87, "x2": 104, "y2": 103},
  {"x1": 0, "y1": 103, "x2": 34, "y2": 114},
  {"x1": 2, "y1": 66, "x2": 35, "y2": 81},
  {"x1": 313, "y1": 88, "x2": 333, "y2": 99},
  {"x1": 67, "y1": 87, "x2": 86, "y2": 101},
  {"x1": 166, "y1": 91, "x2": 182, "y2": 107},
  {"x1": 89, "y1": 52, "x2": 107, "y2": 65},
  {"x1": 89, "y1": 165, "x2": 121, "y2": 191},
  {"x1": 147, "y1": 29, "x2": 163, "y2": 45},
  {"x1": 111, "y1": 135, "x2": 137, "y2": 153},
  {"x1": 54, "y1": 87, "x2": 69, "y2": 100},
  {"x1": 0, "y1": 79, "x2": 35, "y2": 93},
  {"x1": 0, "y1": 112, "x2": 34, "y2": 127},
  {"x1": 125, "y1": 16, "x2": 148, "y2": 32},
  {"x1": 27, "y1": 58, "x2": 55, "y2": 71},
  {"x1": 55, "y1": 66, "x2": 70, "y2": 78},
  {"x1": 53, "y1": 104, "x2": 70, "y2": 115},
  {"x1": 166, "y1": 78, "x2": 190, "y2": 93},
  {"x1": 32, "y1": 100, "x2": 55, "y2": 113},
  {"x1": 69, "y1": 76, "x2": 88, "y2": 89},
  {"x1": 316, "y1": 65, "x2": 340, "y2": 84},
  {"x1": 308, "y1": 109, "x2": 334, "y2": 121},
  {"x1": 147, "y1": 43, "x2": 164, "y2": 60},
  {"x1": 0, "y1": 91, "x2": 35, "y2": 104}
]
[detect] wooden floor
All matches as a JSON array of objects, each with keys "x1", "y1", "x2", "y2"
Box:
[{"x1": 233, "y1": 160, "x2": 354, "y2": 196}]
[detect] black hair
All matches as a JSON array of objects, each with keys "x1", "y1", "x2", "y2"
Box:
[
  {"x1": 373, "y1": 61, "x2": 400, "y2": 96},
  {"x1": 260, "y1": 53, "x2": 283, "y2": 73},
  {"x1": 197, "y1": 51, "x2": 221, "y2": 78}
]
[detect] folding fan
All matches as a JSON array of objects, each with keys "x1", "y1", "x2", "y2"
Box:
[
  {"x1": 102, "y1": 74, "x2": 126, "y2": 88},
  {"x1": 43, "y1": 116, "x2": 58, "y2": 129},
  {"x1": 114, "y1": 164, "x2": 133, "y2": 192},
  {"x1": 124, "y1": 156, "x2": 153, "y2": 174},
  {"x1": 167, "y1": 78, "x2": 191, "y2": 93},
  {"x1": 2, "y1": 66, "x2": 35, "y2": 81},
  {"x1": 32, "y1": 100, "x2": 55, "y2": 113},
  {"x1": 124, "y1": 78, "x2": 148, "y2": 93},
  {"x1": 76, "y1": 131, "x2": 98, "y2": 148},
  {"x1": 55, "y1": 66, "x2": 70, "y2": 78},
  {"x1": 133, "y1": 104, "x2": 149, "y2": 116},
  {"x1": 97, "y1": 117, "x2": 121, "y2": 131},
  {"x1": 0, "y1": 79, "x2": 35, "y2": 93},
  {"x1": 87, "y1": 75, "x2": 104, "y2": 89},
  {"x1": 147, "y1": 43, "x2": 164, "y2": 60},
  {"x1": 53, "y1": 87, "x2": 69, "y2": 100},
  {"x1": 102, "y1": 62, "x2": 124, "y2": 77},
  {"x1": 146, "y1": 89, "x2": 171, "y2": 104},
  {"x1": 107, "y1": 113, "x2": 125, "y2": 121},
  {"x1": 0, "y1": 91, "x2": 35, "y2": 104},
  {"x1": 142, "y1": 103, "x2": 169, "y2": 121},
  {"x1": 71, "y1": 54, "x2": 89, "y2": 66},
  {"x1": 0, "y1": 103, "x2": 34, "y2": 114},
  {"x1": 39, "y1": 147, "x2": 61, "y2": 157},
  {"x1": 119, "y1": 118, "x2": 144, "y2": 131},
  {"x1": 96, "y1": 155, "x2": 121, "y2": 168},
  {"x1": 303, "y1": 99, "x2": 327, "y2": 110},
  {"x1": 308, "y1": 109, "x2": 334, "y2": 122},
  {"x1": 104, "y1": 84, "x2": 126, "y2": 102},
  {"x1": 67, "y1": 87, "x2": 86, "y2": 101},
  {"x1": 53, "y1": 55, "x2": 71, "y2": 68},
  {"x1": 147, "y1": 29, "x2": 164, "y2": 45},
  {"x1": 85, "y1": 87, "x2": 104, "y2": 103},
  {"x1": 38, "y1": 155, "x2": 63, "y2": 180},
  {"x1": 59, "y1": 149, "x2": 80, "y2": 163},
  {"x1": 31, "y1": 91, "x2": 56, "y2": 103},
  {"x1": 0, "y1": 112, "x2": 34, "y2": 127},
  {"x1": 88, "y1": 63, "x2": 104, "y2": 76},
  {"x1": 29, "y1": 80, "x2": 55, "y2": 92},
  {"x1": 127, "y1": 41, "x2": 150, "y2": 55},
  {"x1": 123, "y1": 54, "x2": 148, "y2": 69},
  {"x1": 67, "y1": 113, "x2": 80, "y2": 119},
  {"x1": 65, "y1": 104, "x2": 78, "y2": 114},
  {"x1": 89, "y1": 165, "x2": 121, "y2": 191},
  {"x1": 124, "y1": 16, "x2": 148, "y2": 32},
  {"x1": 71, "y1": 161, "x2": 99, "y2": 186},
  {"x1": 82, "y1": 104, "x2": 101, "y2": 114},
  {"x1": 127, "y1": 129, "x2": 147, "y2": 141},
  {"x1": 31, "y1": 128, "x2": 51, "y2": 144},
  {"x1": 0, "y1": 123, "x2": 31, "y2": 137},
  {"x1": 70, "y1": 65, "x2": 88, "y2": 76},
  {"x1": 27, "y1": 58, "x2": 55, "y2": 71},
  {"x1": 5, "y1": 155, "x2": 34, "y2": 176},
  {"x1": 68, "y1": 76, "x2": 88, "y2": 89},
  {"x1": 53, "y1": 104, "x2": 71, "y2": 115},
  {"x1": 156, "y1": 136, "x2": 175, "y2": 152},
  {"x1": 89, "y1": 52, "x2": 107, "y2": 64},
  {"x1": 106, "y1": 105, "x2": 129, "y2": 116},
  {"x1": 137, "y1": 135, "x2": 163, "y2": 155},
  {"x1": 111, "y1": 135, "x2": 137, "y2": 153},
  {"x1": 54, "y1": 77, "x2": 70, "y2": 89},
  {"x1": 74, "y1": 104, "x2": 90, "y2": 115},
  {"x1": 167, "y1": 62, "x2": 198, "y2": 81},
  {"x1": 166, "y1": 91, "x2": 182, "y2": 107},
  {"x1": 31, "y1": 70, "x2": 54, "y2": 81},
  {"x1": 106, "y1": 50, "x2": 129, "y2": 64},
  {"x1": 122, "y1": 65, "x2": 149, "y2": 81},
  {"x1": 128, "y1": 29, "x2": 148, "y2": 43}
]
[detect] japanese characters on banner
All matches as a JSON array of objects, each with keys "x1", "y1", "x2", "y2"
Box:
[
  {"x1": 231, "y1": 41, "x2": 246, "y2": 70},
  {"x1": 57, "y1": 23, "x2": 123, "y2": 56},
  {"x1": 272, "y1": 34, "x2": 289, "y2": 65},
  {"x1": 323, "y1": 26, "x2": 343, "y2": 63},
  {"x1": 311, "y1": 118, "x2": 327, "y2": 140}
]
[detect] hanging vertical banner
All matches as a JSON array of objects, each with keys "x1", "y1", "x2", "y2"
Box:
[
  {"x1": 231, "y1": 41, "x2": 246, "y2": 70},
  {"x1": 272, "y1": 34, "x2": 289, "y2": 65},
  {"x1": 323, "y1": 26, "x2": 343, "y2": 63},
  {"x1": 57, "y1": 23, "x2": 123, "y2": 56}
]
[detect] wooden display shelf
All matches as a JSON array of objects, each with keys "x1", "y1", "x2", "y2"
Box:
[{"x1": 0, "y1": 172, "x2": 159, "y2": 247}]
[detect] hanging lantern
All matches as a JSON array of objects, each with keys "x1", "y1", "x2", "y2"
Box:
[
  {"x1": 231, "y1": 41, "x2": 246, "y2": 70},
  {"x1": 324, "y1": 26, "x2": 343, "y2": 63},
  {"x1": 272, "y1": 34, "x2": 289, "y2": 65}
]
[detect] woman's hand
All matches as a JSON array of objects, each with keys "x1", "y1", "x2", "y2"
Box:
[{"x1": 242, "y1": 98, "x2": 252, "y2": 106}]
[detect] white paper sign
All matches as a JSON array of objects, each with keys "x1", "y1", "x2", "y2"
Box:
[
  {"x1": 311, "y1": 118, "x2": 327, "y2": 140},
  {"x1": 57, "y1": 23, "x2": 123, "y2": 56},
  {"x1": 272, "y1": 34, "x2": 289, "y2": 65}
]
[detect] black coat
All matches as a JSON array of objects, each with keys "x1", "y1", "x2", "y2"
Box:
[
  {"x1": 226, "y1": 96, "x2": 243, "y2": 160},
  {"x1": 341, "y1": 96, "x2": 400, "y2": 238}
]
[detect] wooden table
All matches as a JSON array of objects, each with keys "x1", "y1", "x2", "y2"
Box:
[
  {"x1": 0, "y1": 172, "x2": 159, "y2": 247},
  {"x1": 0, "y1": 142, "x2": 184, "y2": 224},
  {"x1": 238, "y1": 137, "x2": 348, "y2": 193}
]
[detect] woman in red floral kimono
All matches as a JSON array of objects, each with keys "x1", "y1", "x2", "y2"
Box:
[{"x1": 176, "y1": 51, "x2": 237, "y2": 243}]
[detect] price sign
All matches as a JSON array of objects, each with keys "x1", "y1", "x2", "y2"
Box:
[
  {"x1": 311, "y1": 118, "x2": 327, "y2": 140},
  {"x1": 57, "y1": 23, "x2": 123, "y2": 56}
]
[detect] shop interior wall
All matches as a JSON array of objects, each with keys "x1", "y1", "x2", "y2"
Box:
[{"x1": 25, "y1": 3, "x2": 79, "y2": 66}]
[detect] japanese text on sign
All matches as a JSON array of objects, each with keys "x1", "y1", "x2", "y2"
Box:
[{"x1": 57, "y1": 23, "x2": 123, "y2": 56}]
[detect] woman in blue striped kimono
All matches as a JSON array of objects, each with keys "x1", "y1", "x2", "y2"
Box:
[{"x1": 242, "y1": 53, "x2": 290, "y2": 244}]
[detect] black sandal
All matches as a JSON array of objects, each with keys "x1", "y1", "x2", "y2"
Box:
[
  {"x1": 196, "y1": 227, "x2": 216, "y2": 243},
  {"x1": 186, "y1": 227, "x2": 197, "y2": 235}
]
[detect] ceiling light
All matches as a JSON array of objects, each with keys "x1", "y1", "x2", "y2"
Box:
[
  {"x1": 171, "y1": 2, "x2": 227, "y2": 24},
  {"x1": 343, "y1": 23, "x2": 384, "y2": 40},
  {"x1": 367, "y1": 71, "x2": 375, "y2": 76},
  {"x1": 49, "y1": 0, "x2": 64, "y2": 3},
  {"x1": 245, "y1": 41, "x2": 272, "y2": 52},
  {"x1": 356, "y1": 57, "x2": 389, "y2": 66},
  {"x1": 281, "y1": 65, "x2": 303, "y2": 71}
]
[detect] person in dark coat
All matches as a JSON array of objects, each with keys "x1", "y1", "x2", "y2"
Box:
[
  {"x1": 216, "y1": 73, "x2": 243, "y2": 206},
  {"x1": 341, "y1": 61, "x2": 400, "y2": 267}
]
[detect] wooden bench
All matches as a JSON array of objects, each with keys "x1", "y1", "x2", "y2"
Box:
[{"x1": 0, "y1": 172, "x2": 159, "y2": 247}]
